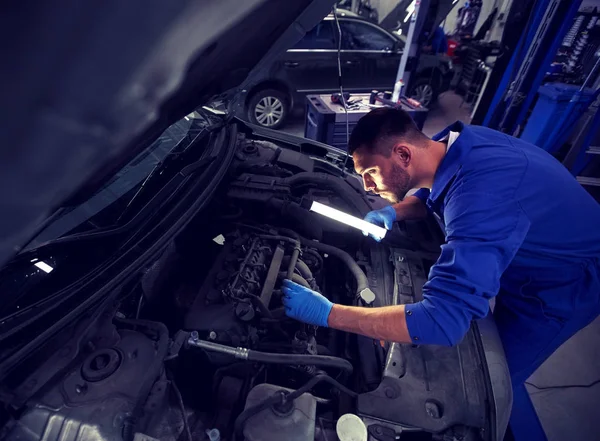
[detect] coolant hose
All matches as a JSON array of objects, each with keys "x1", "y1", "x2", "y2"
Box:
[
  {"x1": 280, "y1": 272, "x2": 311, "y2": 289},
  {"x1": 259, "y1": 232, "x2": 374, "y2": 302},
  {"x1": 287, "y1": 247, "x2": 300, "y2": 279},
  {"x1": 298, "y1": 236, "x2": 373, "y2": 302},
  {"x1": 282, "y1": 257, "x2": 314, "y2": 283},
  {"x1": 281, "y1": 172, "x2": 369, "y2": 216},
  {"x1": 186, "y1": 335, "x2": 353, "y2": 374}
]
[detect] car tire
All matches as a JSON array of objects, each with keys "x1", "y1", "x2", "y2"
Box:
[
  {"x1": 247, "y1": 88, "x2": 289, "y2": 129},
  {"x1": 408, "y1": 78, "x2": 439, "y2": 108}
]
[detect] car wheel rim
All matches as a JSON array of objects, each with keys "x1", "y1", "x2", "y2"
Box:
[
  {"x1": 411, "y1": 84, "x2": 433, "y2": 107},
  {"x1": 254, "y1": 96, "x2": 284, "y2": 127}
]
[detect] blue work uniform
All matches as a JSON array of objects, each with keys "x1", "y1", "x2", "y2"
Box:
[
  {"x1": 430, "y1": 26, "x2": 448, "y2": 54},
  {"x1": 405, "y1": 121, "x2": 600, "y2": 440}
]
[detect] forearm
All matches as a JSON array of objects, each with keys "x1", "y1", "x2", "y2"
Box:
[
  {"x1": 327, "y1": 304, "x2": 412, "y2": 343},
  {"x1": 393, "y1": 196, "x2": 427, "y2": 221}
]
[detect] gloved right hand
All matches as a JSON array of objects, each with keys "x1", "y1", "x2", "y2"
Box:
[
  {"x1": 363, "y1": 205, "x2": 396, "y2": 241},
  {"x1": 281, "y1": 279, "x2": 333, "y2": 327}
]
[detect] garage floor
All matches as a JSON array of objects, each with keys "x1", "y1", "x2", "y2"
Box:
[
  {"x1": 527, "y1": 316, "x2": 600, "y2": 441},
  {"x1": 422, "y1": 91, "x2": 472, "y2": 136},
  {"x1": 279, "y1": 91, "x2": 600, "y2": 441}
]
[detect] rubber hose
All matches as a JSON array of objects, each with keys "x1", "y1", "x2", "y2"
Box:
[
  {"x1": 257, "y1": 234, "x2": 300, "y2": 247},
  {"x1": 298, "y1": 237, "x2": 368, "y2": 297},
  {"x1": 277, "y1": 227, "x2": 300, "y2": 239},
  {"x1": 279, "y1": 272, "x2": 311, "y2": 289},
  {"x1": 282, "y1": 257, "x2": 314, "y2": 282},
  {"x1": 247, "y1": 350, "x2": 353, "y2": 375},
  {"x1": 302, "y1": 248, "x2": 324, "y2": 268},
  {"x1": 281, "y1": 172, "x2": 370, "y2": 217},
  {"x1": 287, "y1": 247, "x2": 300, "y2": 279},
  {"x1": 187, "y1": 338, "x2": 352, "y2": 375},
  {"x1": 233, "y1": 374, "x2": 357, "y2": 441}
]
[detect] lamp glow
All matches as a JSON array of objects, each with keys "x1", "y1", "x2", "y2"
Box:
[
  {"x1": 310, "y1": 201, "x2": 387, "y2": 241},
  {"x1": 34, "y1": 261, "x2": 54, "y2": 273}
]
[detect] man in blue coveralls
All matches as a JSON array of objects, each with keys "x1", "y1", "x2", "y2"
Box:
[{"x1": 282, "y1": 107, "x2": 600, "y2": 440}]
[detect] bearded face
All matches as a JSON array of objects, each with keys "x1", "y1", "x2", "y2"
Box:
[{"x1": 352, "y1": 150, "x2": 413, "y2": 203}]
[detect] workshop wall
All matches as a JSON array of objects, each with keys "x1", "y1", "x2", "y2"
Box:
[
  {"x1": 374, "y1": 0, "x2": 397, "y2": 23},
  {"x1": 443, "y1": 0, "x2": 504, "y2": 38}
]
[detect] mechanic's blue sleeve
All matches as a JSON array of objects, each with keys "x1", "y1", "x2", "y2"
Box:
[
  {"x1": 410, "y1": 188, "x2": 430, "y2": 204},
  {"x1": 405, "y1": 182, "x2": 531, "y2": 346}
]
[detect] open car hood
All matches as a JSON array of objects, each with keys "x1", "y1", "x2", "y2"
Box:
[{"x1": 0, "y1": 0, "x2": 336, "y2": 267}]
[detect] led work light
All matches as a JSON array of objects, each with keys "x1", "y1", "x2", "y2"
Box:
[{"x1": 308, "y1": 201, "x2": 387, "y2": 241}]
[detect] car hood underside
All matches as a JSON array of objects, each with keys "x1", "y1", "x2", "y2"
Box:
[{"x1": 0, "y1": 0, "x2": 335, "y2": 267}]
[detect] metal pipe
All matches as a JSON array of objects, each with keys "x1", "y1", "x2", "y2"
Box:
[{"x1": 188, "y1": 333, "x2": 250, "y2": 359}]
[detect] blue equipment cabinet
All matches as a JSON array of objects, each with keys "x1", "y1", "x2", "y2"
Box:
[
  {"x1": 304, "y1": 94, "x2": 429, "y2": 151},
  {"x1": 521, "y1": 83, "x2": 595, "y2": 149}
]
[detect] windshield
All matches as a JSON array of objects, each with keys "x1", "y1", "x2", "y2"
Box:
[
  {"x1": 0, "y1": 109, "x2": 223, "y2": 320},
  {"x1": 23, "y1": 111, "x2": 216, "y2": 251}
]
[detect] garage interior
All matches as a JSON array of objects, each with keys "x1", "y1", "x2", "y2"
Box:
[
  {"x1": 265, "y1": 1, "x2": 600, "y2": 440},
  {"x1": 2, "y1": 1, "x2": 600, "y2": 441}
]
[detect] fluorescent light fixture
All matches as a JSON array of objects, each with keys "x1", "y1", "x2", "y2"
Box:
[
  {"x1": 404, "y1": 0, "x2": 416, "y2": 22},
  {"x1": 34, "y1": 261, "x2": 54, "y2": 273},
  {"x1": 309, "y1": 201, "x2": 387, "y2": 241}
]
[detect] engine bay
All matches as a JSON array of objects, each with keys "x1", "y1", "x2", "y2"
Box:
[{"x1": 1, "y1": 127, "x2": 498, "y2": 441}]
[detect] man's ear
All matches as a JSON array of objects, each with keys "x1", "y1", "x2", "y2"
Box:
[{"x1": 392, "y1": 144, "x2": 411, "y2": 166}]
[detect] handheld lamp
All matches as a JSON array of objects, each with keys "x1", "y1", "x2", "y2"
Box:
[{"x1": 309, "y1": 201, "x2": 387, "y2": 241}]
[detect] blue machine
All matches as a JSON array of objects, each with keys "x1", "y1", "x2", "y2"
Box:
[
  {"x1": 520, "y1": 83, "x2": 596, "y2": 151},
  {"x1": 483, "y1": 0, "x2": 583, "y2": 133}
]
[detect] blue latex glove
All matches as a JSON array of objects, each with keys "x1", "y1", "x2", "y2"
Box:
[
  {"x1": 363, "y1": 205, "x2": 396, "y2": 241},
  {"x1": 281, "y1": 279, "x2": 333, "y2": 327}
]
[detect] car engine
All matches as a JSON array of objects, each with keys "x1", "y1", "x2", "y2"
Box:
[{"x1": 1, "y1": 128, "x2": 508, "y2": 441}]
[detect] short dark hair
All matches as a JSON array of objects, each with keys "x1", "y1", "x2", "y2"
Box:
[{"x1": 348, "y1": 107, "x2": 428, "y2": 155}]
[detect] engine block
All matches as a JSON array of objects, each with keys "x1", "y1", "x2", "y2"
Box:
[{"x1": 184, "y1": 231, "x2": 277, "y2": 346}]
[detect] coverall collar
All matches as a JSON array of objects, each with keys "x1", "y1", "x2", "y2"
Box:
[{"x1": 429, "y1": 121, "x2": 472, "y2": 203}]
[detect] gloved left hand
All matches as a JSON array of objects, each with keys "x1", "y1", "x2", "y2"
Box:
[
  {"x1": 363, "y1": 205, "x2": 396, "y2": 241},
  {"x1": 281, "y1": 279, "x2": 333, "y2": 327}
]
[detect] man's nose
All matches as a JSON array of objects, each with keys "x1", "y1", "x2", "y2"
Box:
[{"x1": 363, "y1": 175, "x2": 376, "y2": 192}]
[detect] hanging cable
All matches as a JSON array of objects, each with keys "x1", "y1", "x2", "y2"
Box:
[
  {"x1": 526, "y1": 379, "x2": 600, "y2": 391},
  {"x1": 333, "y1": 6, "x2": 351, "y2": 176}
]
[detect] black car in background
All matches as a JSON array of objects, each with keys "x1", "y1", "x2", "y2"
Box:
[{"x1": 240, "y1": 15, "x2": 453, "y2": 129}]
